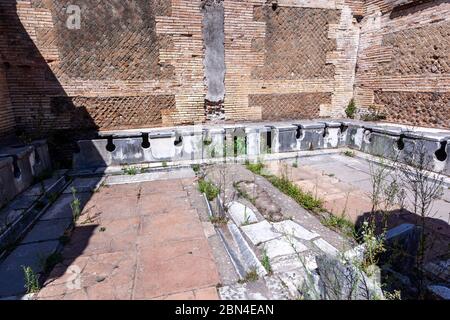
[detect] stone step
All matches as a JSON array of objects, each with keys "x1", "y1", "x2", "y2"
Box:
[{"x1": 0, "y1": 175, "x2": 70, "y2": 256}]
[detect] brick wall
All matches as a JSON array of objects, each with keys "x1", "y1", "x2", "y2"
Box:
[
  {"x1": 0, "y1": 57, "x2": 15, "y2": 136},
  {"x1": 0, "y1": 0, "x2": 362, "y2": 138},
  {"x1": 0, "y1": 0, "x2": 448, "y2": 143},
  {"x1": 0, "y1": 0, "x2": 206, "y2": 139},
  {"x1": 223, "y1": 0, "x2": 360, "y2": 121},
  {"x1": 355, "y1": 0, "x2": 450, "y2": 128}
]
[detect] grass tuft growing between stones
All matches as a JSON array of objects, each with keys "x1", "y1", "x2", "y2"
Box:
[
  {"x1": 245, "y1": 162, "x2": 265, "y2": 175},
  {"x1": 345, "y1": 98, "x2": 357, "y2": 119},
  {"x1": 238, "y1": 267, "x2": 259, "y2": 284},
  {"x1": 191, "y1": 164, "x2": 201, "y2": 174},
  {"x1": 198, "y1": 179, "x2": 220, "y2": 201},
  {"x1": 233, "y1": 181, "x2": 256, "y2": 205},
  {"x1": 266, "y1": 175, "x2": 323, "y2": 213},
  {"x1": 342, "y1": 150, "x2": 356, "y2": 158},
  {"x1": 123, "y1": 166, "x2": 138, "y2": 175},
  {"x1": 209, "y1": 215, "x2": 229, "y2": 226},
  {"x1": 321, "y1": 213, "x2": 356, "y2": 239},
  {"x1": 70, "y1": 187, "x2": 81, "y2": 223},
  {"x1": 22, "y1": 266, "x2": 40, "y2": 294},
  {"x1": 246, "y1": 162, "x2": 324, "y2": 213},
  {"x1": 261, "y1": 250, "x2": 272, "y2": 275}
]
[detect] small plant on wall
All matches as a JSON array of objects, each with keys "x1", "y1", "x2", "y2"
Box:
[{"x1": 345, "y1": 98, "x2": 357, "y2": 119}]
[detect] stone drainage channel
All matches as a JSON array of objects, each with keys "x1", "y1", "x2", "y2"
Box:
[{"x1": 199, "y1": 163, "x2": 415, "y2": 300}]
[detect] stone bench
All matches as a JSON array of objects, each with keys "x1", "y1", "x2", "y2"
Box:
[
  {"x1": 72, "y1": 121, "x2": 450, "y2": 177},
  {"x1": 0, "y1": 140, "x2": 52, "y2": 210}
]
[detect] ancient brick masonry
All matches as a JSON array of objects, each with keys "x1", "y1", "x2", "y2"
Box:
[
  {"x1": 355, "y1": 0, "x2": 450, "y2": 128},
  {"x1": 0, "y1": 0, "x2": 363, "y2": 136},
  {"x1": 0, "y1": 57, "x2": 15, "y2": 137},
  {"x1": 223, "y1": 0, "x2": 360, "y2": 121},
  {"x1": 0, "y1": 0, "x2": 205, "y2": 137},
  {"x1": 0, "y1": 0, "x2": 449, "y2": 142}
]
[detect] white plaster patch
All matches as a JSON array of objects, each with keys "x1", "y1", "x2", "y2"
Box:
[
  {"x1": 324, "y1": 127, "x2": 340, "y2": 148},
  {"x1": 353, "y1": 128, "x2": 364, "y2": 149},
  {"x1": 150, "y1": 137, "x2": 176, "y2": 159},
  {"x1": 272, "y1": 220, "x2": 319, "y2": 241}
]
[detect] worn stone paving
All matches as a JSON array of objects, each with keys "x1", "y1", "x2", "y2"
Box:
[
  {"x1": 264, "y1": 153, "x2": 450, "y2": 265},
  {"x1": 265, "y1": 153, "x2": 450, "y2": 224},
  {"x1": 1, "y1": 155, "x2": 448, "y2": 300},
  {"x1": 36, "y1": 173, "x2": 220, "y2": 300}
]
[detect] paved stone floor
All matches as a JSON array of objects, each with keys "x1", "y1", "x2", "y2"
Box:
[
  {"x1": 265, "y1": 153, "x2": 450, "y2": 225},
  {"x1": 37, "y1": 175, "x2": 220, "y2": 300},
  {"x1": 0, "y1": 154, "x2": 448, "y2": 300},
  {"x1": 265, "y1": 153, "x2": 450, "y2": 264}
]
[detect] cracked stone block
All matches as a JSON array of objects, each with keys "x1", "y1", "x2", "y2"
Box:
[
  {"x1": 270, "y1": 255, "x2": 303, "y2": 274},
  {"x1": 263, "y1": 238, "x2": 308, "y2": 260},
  {"x1": 295, "y1": 121, "x2": 327, "y2": 151},
  {"x1": 228, "y1": 201, "x2": 258, "y2": 226},
  {"x1": 219, "y1": 284, "x2": 248, "y2": 300},
  {"x1": 149, "y1": 133, "x2": 177, "y2": 160},
  {"x1": 112, "y1": 137, "x2": 153, "y2": 165},
  {"x1": 268, "y1": 124, "x2": 297, "y2": 153},
  {"x1": 344, "y1": 124, "x2": 364, "y2": 150},
  {"x1": 0, "y1": 157, "x2": 17, "y2": 207},
  {"x1": 245, "y1": 127, "x2": 262, "y2": 156},
  {"x1": 384, "y1": 223, "x2": 421, "y2": 273},
  {"x1": 343, "y1": 244, "x2": 365, "y2": 263},
  {"x1": 362, "y1": 131, "x2": 400, "y2": 160},
  {"x1": 272, "y1": 220, "x2": 319, "y2": 241},
  {"x1": 399, "y1": 131, "x2": 449, "y2": 173},
  {"x1": 73, "y1": 139, "x2": 112, "y2": 169},
  {"x1": 313, "y1": 238, "x2": 339, "y2": 257},
  {"x1": 241, "y1": 221, "x2": 281, "y2": 246},
  {"x1": 173, "y1": 129, "x2": 203, "y2": 161},
  {"x1": 8, "y1": 195, "x2": 39, "y2": 210}
]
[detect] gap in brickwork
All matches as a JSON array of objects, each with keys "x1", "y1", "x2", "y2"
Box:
[{"x1": 202, "y1": 0, "x2": 226, "y2": 121}]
